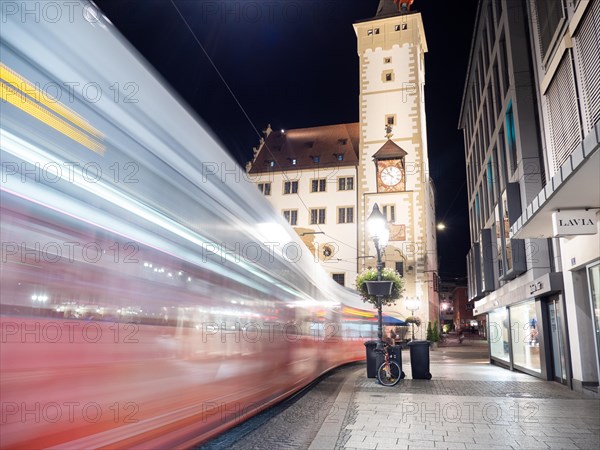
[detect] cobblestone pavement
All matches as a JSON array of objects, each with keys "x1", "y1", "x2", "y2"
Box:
[
  {"x1": 198, "y1": 341, "x2": 600, "y2": 450},
  {"x1": 198, "y1": 365, "x2": 358, "y2": 450},
  {"x1": 332, "y1": 341, "x2": 600, "y2": 450}
]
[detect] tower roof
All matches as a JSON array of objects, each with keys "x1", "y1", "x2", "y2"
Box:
[
  {"x1": 375, "y1": 0, "x2": 414, "y2": 17},
  {"x1": 372, "y1": 139, "x2": 408, "y2": 159}
]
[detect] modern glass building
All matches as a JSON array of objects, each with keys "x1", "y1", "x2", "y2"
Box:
[{"x1": 459, "y1": 0, "x2": 599, "y2": 392}]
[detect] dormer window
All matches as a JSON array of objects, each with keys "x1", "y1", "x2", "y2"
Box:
[
  {"x1": 290, "y1": 158, "x2": 297, "y2": 165},
  {"x1": 311, "y1": 155, "x2": 320, "y2": 164},
  {"x1": 337, "y1": 139, "x2": 348, "y2": 145},
  {"x1": 304, "y1": 141, "x2": 314, "y2": 148},
  {"x1": 334, "y1": 153, "x2": 344, "y2": 161},
  {"x1": 266, "y1": 160, "x2": 275, "y2": 167}
]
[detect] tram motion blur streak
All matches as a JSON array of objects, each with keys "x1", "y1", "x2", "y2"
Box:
[{"x1": 0, "y1": 1, "x2": 377, "y2": 448}]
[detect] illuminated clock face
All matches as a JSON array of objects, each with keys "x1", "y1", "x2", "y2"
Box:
[{"x1": 380, "y1": 166, "x2": 402, "y2": 186}]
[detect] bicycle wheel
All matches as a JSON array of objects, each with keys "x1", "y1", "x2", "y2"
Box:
[{"x1": 377, "y1": 360, "x2": 401, "y2": 386}]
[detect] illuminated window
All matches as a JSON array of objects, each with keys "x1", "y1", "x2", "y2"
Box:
[{"x1": 311, "y1": 155, "x2": 320, "y2": 164}]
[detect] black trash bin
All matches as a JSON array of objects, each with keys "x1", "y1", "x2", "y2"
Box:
[
  {"x1": 364, "y1": 340, "x2": 379, "y2": 378},
  {"x1": 408, "y1": 340, "x2": 432, "y2": 379},
  {"x1": 365, "y1": 342, "x2": 406, "y2": 379},
  {"x1": 388, "y1": 345, "x2": 406, "y2": 379}
]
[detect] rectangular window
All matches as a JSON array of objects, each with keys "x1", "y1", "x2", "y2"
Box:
[
  {"x1": 489, "y1": 307, "x2": 510, "y2": 362},
  {"x1": 535, "y1": 0, "x2": 564, "y2": 59},
  {"x1": 505, "y1": 101, "x2": 517, "y2": 174},
  {"x1": 386, "y1": 114, "x2": 396, "y2": 126},
  {"x1": 338, "y1": 207, "x2": 354, "y2": 224},
  {"x1": 310, "y1": 208, "x2": 326, "y2": 225},
  {"x1": 338, "y1": 177, "x2": 354, "y2": 191},
  {"x1": 332, "y1": 273, "x2": 345, "y2": 286},
  {"x1": 258, "y1": 183, "x2": 271, "y2": 196},
  {"x1": 382, "y1": 205, "x2": 395, "y2": 223},
  {"x1": 500, "y1": 35, "x2": 510, "y2": 95},
  {"x1": 311, "y1": 178, "x2": 326, "y2": 192},
  {"x1": 495, "y1": 205, "x2": 504, "y2": 278},
  {"x1": 284, "y1": 181, "x2": 298, "y2": 194},
  {"x1": 395, "y1": 262, "x2": 404, "y2": 277},
  {"x1": 510, "y1": 301, "x2": 541, "y2": 372},
  {"x1": 283, "y1": 210, "x2": 298, "y2": 226}
]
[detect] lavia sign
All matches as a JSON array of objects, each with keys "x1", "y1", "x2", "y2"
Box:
[{"x1": 552, "y1": 209, "x2": 598, "y2": 237}]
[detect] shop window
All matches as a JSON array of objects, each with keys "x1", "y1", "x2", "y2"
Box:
[
  {"x1": 489, "y1": 307, "x2": 510, "y2": 363},
  {"x1": 510, "y1": 301, "x2": 541, "y2": 373}
]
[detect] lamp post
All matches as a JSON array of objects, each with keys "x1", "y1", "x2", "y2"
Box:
[
  {"x1": 366, "y1": 204, "x2": 390, "y2": 352},
  {"x1": 405, "y1": 296, "x2": 421, "y2": 340}
]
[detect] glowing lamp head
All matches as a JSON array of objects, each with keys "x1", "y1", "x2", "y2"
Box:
[
  {"x1": 367, "y1": 204, "x2": 389, "y2": 246},
  {"x1": 405, "y1": 296, "x2": 421, "y2": 311}
]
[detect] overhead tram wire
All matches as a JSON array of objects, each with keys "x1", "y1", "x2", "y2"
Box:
[{"x1": 169, "y1": 0, "x2": 361, "y2": 254}]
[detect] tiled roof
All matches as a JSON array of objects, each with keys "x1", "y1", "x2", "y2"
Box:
[
  {"x1": 372, "y1": 139, "x2": 408, "y2": 159},
  {"x1": 248, "y1": 123, "x2": 360, "y2": 174}
]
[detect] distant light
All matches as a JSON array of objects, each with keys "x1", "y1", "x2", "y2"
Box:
[
  {"x1": 281, "y1": 129, "x2": 285, "y2": 133},
  {"x1": 437, "y1": 223, "x2": 446, "y2": 230},
  {"x1": 31, "y1": 295, "x2": 38, "y2": 301}
]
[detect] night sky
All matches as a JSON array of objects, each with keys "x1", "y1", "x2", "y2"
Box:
[{"x1": 94, "y1": 0, "x2": 478, "y2": 280}]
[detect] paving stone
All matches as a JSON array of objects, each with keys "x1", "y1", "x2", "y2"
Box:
[{"x1": 434, "y1": 442, "x2": 467, "y2": 449}]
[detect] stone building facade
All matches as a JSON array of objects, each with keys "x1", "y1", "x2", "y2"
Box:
[{"x1": 247, "y1": 1, "x2": 439, "y2": 323}]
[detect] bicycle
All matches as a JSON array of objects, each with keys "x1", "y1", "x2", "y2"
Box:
[{"x1": 376, "y1": 343, "x2": 402, "y2": 386}]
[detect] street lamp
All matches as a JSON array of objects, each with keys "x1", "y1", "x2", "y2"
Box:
[
  {"x1": 366, "y1": 204, "x2": 391, "y2": 353},
  {"x1": 405, "y1": 296, "x2": 421, "y2": 340}
]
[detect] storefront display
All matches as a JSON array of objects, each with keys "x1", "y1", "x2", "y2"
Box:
[
  {"x1": 489, "y1": 307, "x2": 510, "y2": 362},
  {"x1": 510, "y1": 301, "x2": 541, "y2": 373}
]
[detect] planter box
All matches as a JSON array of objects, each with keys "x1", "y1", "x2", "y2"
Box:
[{"x1": 364, "y1": 281, "x2": 393, "y2": 296}]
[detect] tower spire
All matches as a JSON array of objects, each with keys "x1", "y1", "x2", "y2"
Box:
[{"x1": 376, "y1": 0, "x2": 414, "y2": 17}]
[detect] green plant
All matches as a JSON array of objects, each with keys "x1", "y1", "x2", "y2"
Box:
[
  {"x1": 404, "y1": 316, "x2": 421, "y2": 327},
  {"x1": 426, "y1": 321, "x2": 433, "y2": 341},
  {"x1": 355, "y1": 267, "x2": 405, "y2": 308},
  {"x1": 432, "y1": 320, "x2": 440, "y2": 342}
]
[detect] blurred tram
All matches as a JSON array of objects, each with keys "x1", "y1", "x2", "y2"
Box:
[{"x1": 0, "y1": 1, "x2": 379, "y2": 448}]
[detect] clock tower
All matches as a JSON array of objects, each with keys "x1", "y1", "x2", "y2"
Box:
[{"x1": 353, "y1": 0, "x2": 438, "y2": 323}]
